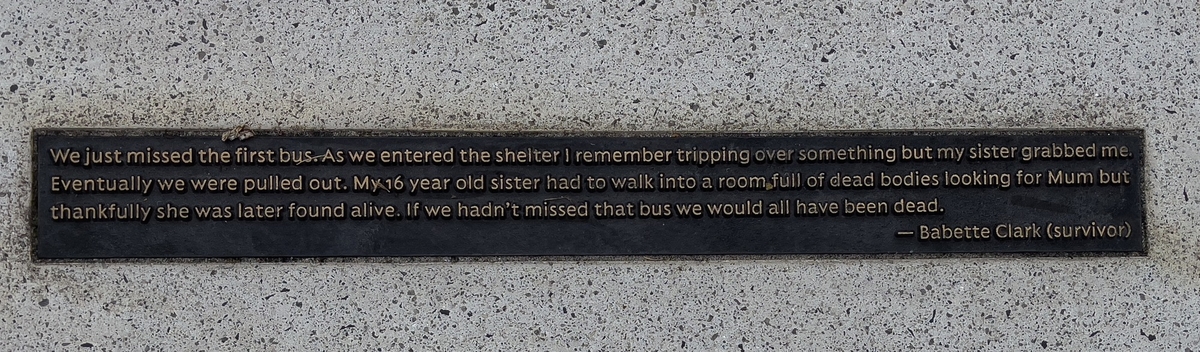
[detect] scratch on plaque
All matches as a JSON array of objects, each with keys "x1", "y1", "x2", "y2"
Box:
[
  {"x1": 297, "y1": 155, "x2": 322, "y2": 164},
  {"x1": 544, "y1": 196, "x2": 570, "y2": 202},
  {"x1": 221, "y1": 125, "x2": 255, "y2": 142}
]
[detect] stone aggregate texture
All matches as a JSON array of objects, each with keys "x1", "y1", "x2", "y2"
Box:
[{"x1": 1, "y1": 0, "x2": 1198, "y2": 350}]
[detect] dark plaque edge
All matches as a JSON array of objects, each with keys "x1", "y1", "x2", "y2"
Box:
[{"x1": 29, "y1": 128, "x2": 1148, "y2": 263}]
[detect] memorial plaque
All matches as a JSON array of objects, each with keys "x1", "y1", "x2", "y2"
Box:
[{"x1": 32, "y1": 129, "x2": 1144, "y2": 258}]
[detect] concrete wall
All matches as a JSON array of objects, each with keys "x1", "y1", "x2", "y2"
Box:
[{"x1": 3, "y1": 0, "x2": 1198, "y2": 349}]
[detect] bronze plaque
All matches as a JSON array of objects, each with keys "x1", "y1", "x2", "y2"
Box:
[{"x1": 33, "y1": 129, "x2": 1144, "y2": 258}]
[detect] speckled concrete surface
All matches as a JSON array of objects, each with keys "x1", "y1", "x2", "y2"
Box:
[{"x1": 2, "y1": 0, "x2": 1198, "y2": 350}]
